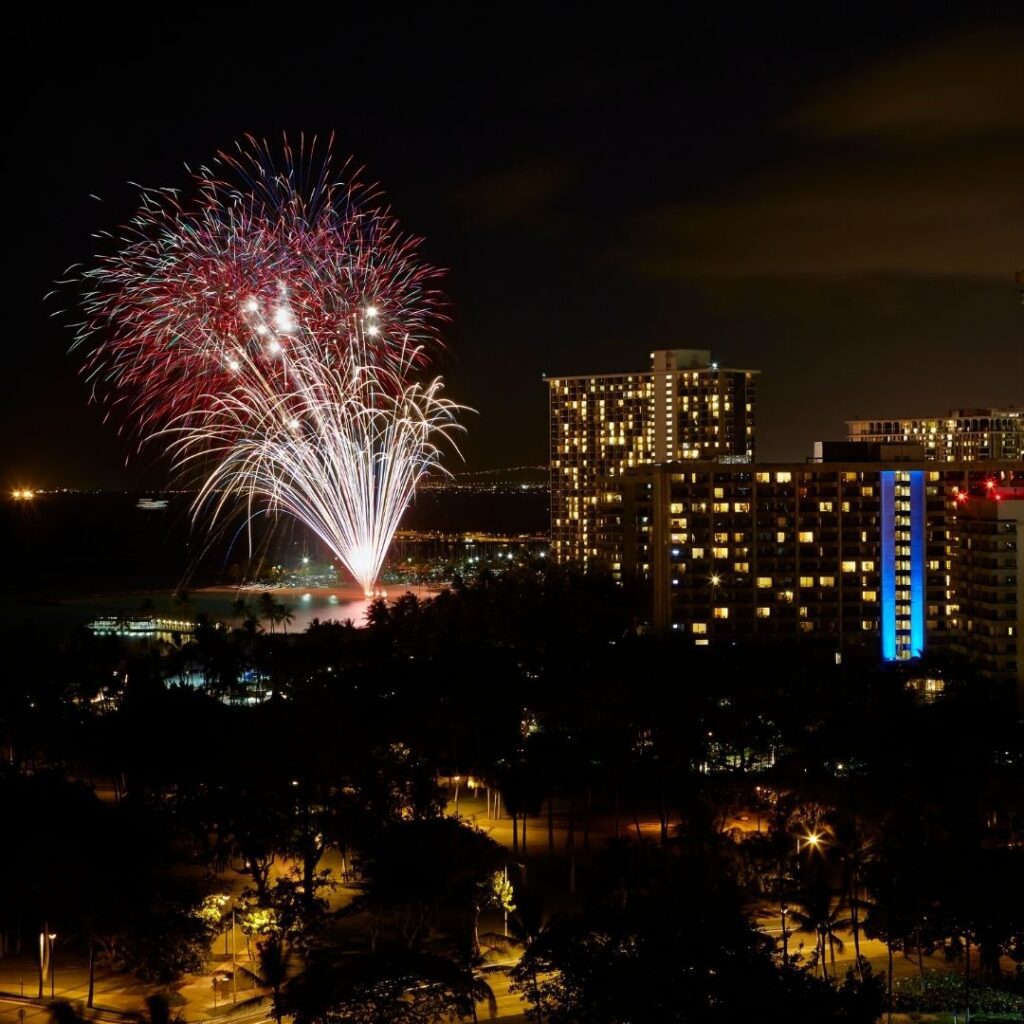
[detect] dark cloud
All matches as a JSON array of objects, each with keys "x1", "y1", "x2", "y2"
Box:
[
  {"x1": 617, "y1": 24, "x2": 1024, "y2": 279},
  {"x1": 785, "y1": 24, "x2": 1024, "y2": 139},
  {"x1": 450, "y1": 157, "x2": 577, "y2": 229}
]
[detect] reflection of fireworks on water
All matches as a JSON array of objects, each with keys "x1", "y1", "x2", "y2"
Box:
[{"x1": 63, "y1": 136, "x2": 464, "y2": 593}]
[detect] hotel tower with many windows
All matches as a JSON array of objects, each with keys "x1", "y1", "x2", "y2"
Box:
[
  {"x1": 595, "y1": 451, "x2": 1023, "y2": 691},
  {"x1": 846, "y1": 408, "x2": 1023, "y2": 462},
  {"x1": 547, "y1": 349, "x2": 758, "y2": 565}
]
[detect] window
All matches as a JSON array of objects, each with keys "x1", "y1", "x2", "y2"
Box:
[
  {"x1": 799, "y1": 531, "x2": 815, "y2": 543},
  {"x1": 862, "y1": 590, "x2": 877, "y2": 602},
  {"x1": 756, "y1": 472, "x2": 770, "y2": 483},
  {"x1": 712, "y1": 547, "x2": 729, "y2": 559},
  {"x1": 799, "y1": 606, "x2": 808, "y2": 618},
  {"x1": 733, "y1": 561, "x2": 749, "y2": 573},
  {"x1": 692, "y1": 547, "x2": 704, "y2": 558},
  {"x1": 799, "y1": 576, "x2": 814, "y2": 588},
  {"x1": 819, "y1": 501, "x2": 833, "y2": 512},
  {"x1": 670, "y1": 502, "x2": 684, "y2": 514},
  {"x1": 756, "y1": 577, "x2": 773, "y2": 588},
  {"x1": 861, "y1": 486, "x2": 874, "y2": 497},
  {"x1": 713, "y1": 607, "x2": 729, "y2": 619},
  {"x1": 861, "y1": 560, "x2": 874, "y2": 572},
  {"x1": 756, "y1": 607, "x2": 771, "y2": 618},
  {"x1": 713, "y1": 502, "x2": 730, "y2": 513},
  {"x1": 692, "y1": 622, "x2": 707, "y2": 634},
  {"x1": 819, "y1": 576, "x2": 835, "y2": 587},
  {"x1": 862, "y1": 620, "x2": 874, "y2": 630},
  {"x1": 733, "y1": 502, "x2": 750, "y2": 513},
  {"x1": 714, "y1": 487, "x2": 725, "y2": 498},
  {"x1": 842, "y1": 561, "x2": 857, "y2": 573},
  {"x1": 776, "y1": 472, "x2": 792, "y2": 483},
  {"x1": 776, "y1": 531, "x2": 787, "y2": 543}
]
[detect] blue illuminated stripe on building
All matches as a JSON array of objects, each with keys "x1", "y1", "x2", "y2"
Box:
[
  {"x1": 909, "y1": 470, "x2": 926, "y2": 657},
  {"x1": 880, "y1": 472, "x2": 897, "y2": 660},
  {"x1": 880, "y1": 469, "x2": 926, "y2": 662}
]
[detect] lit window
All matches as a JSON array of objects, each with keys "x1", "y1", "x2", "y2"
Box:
[
  {"x1": 776, "y1": 472, "x2": 792, "y2": 483},
  {"x1": 733, "y1": 502, "x2": 750, "y2": 513},
  {"x1": 799, "y1": 576, "x2": 814, "y2": 588},
  {"x1": 861, "y1": 560, "x2": 874, "y2": 572},
  {"x1": 862, "y1": 590, "x2": 877, "y2": 602},
  {"x1": 756, "y1": 577, "x2": 772, "y2": 588},
  {"x1": 713, "y1": 607, "x2": 729, "y2": 619},
  {"x1": 692, "y1": 547, "x2": 704, "y2": 559},
  {"x1": 712, "y1": 547, "x2": 729, "y2": 559},
  {"x1": 756, "y1": 607, "x2": 771, "y2": 618},
  {"x1": 714, "y1": 487, "x2": 725, "y2": 498},
  {"x1": 776, "y1": 531, "x2": 787, "y2": 543},
  {"x1": 713, "y1": 502, "x2": 730, "y2": 513},
  {"x1": 756, "y1": 472, "x2": 770, "y2": 483},
  {"x1": 819, "y1": 576, "x2": 835, "y2": 587},
  {"x1": 692, "y1": 622, "x2": 707, "y2": 634},
  {"x1": 798, "y1": 531, "x2": 814, "y2": 543},
  {"x1": 819, "y1": 501, "x2": 833, "y2": 512},
  {"x1": 841, "y1": 561, "x2": 857, "y2": 573}
]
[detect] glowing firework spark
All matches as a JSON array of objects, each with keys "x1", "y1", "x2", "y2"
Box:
[
  {"x1": 171, "y1": 340, "x2": 461, "y2": 595},
  {"x1": 63, "y1": 136, "x2": 464, "y2": 593}
]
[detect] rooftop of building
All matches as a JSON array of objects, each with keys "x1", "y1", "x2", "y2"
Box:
[
  {"x1": 846, "y1": 406, "x2": 1023, "y2": 423},
  {"x1": 545, "y1": 348, "x2": 760, "y2": 382}
]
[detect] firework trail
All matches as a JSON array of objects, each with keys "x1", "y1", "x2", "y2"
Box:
[{"x1": 63, "y1": 136, "x2": 464, "y2": 594}]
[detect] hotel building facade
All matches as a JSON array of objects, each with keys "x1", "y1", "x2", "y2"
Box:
[
  {"x1": 596, "y1": 452, "x2": 1023, "y2": 688},
  {"x1": 950, "y1": 485, "x2": 1024, "y2": 692},
  {"x1": 846, "y1": 408, "x2": 1023, "y2": 462},
  {"x1": 548, "y1": 349, "x2": 758, "y2": 565}
]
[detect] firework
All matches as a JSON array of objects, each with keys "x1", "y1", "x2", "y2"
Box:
[{"x1": 65, "y1": 136, "x2": 464, "y2": 594}]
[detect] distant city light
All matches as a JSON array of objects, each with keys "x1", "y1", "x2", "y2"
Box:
[{"x1": 11, "y1": 488, "x2": 35, "y2": 501}]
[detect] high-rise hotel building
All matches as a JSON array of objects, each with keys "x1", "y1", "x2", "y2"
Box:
[
  {"x1": 548, "y1": 349, "x2": 758, "y2": 564},
  {"x1": 951, "y1": 484, "x2": 1024, "y2": 692},
  {"x1": 846, "y1": 408, "x2": 1023, "y2": 462},
  {"x1": 596, "y1": 451, "x2": 1024, "y2": 691}
]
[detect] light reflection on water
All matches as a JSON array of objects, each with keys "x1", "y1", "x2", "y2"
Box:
[{"x1": 10, "y1": 585, "x2": 437, "y2": 636}]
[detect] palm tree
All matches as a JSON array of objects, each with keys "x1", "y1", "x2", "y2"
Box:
[
  {"x1": 273, "y1": 600, "x2": 294, "y2": 635},
  {"x1": 834, "y1": 815, "x2": 875, "y2": 979},
  {"x1": 788, "y1": 876, "x2": 850, "y2": 981},
  {"x1": 238, "y1": 935, "x2": 289, "y2": 1024},
  {"x1": 259, "y1": 591, "x2": 278, "y2": 634}
]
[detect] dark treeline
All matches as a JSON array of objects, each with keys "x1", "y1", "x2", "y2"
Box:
[{"x1": 1, "y1": 563, "x2": 1022, "y2": 1022}]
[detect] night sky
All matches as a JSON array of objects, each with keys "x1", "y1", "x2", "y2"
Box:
[{"x1": 7, "y1": 8, "x2": 1022, "y2": 489}]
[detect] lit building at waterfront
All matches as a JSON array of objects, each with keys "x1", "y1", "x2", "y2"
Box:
[
  {"x1": 597, "y1": 448, "x2": 1023, "y2": 686},
  {"x1": 950, "y1": 483, "x2": 1024, "y2": 694},
  {"x1": 846, "y1": 408, "x2": 1023, "y2": 461},
  {"x1": 548, "y1": 349, "x2": 758, "y2": 565}
]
